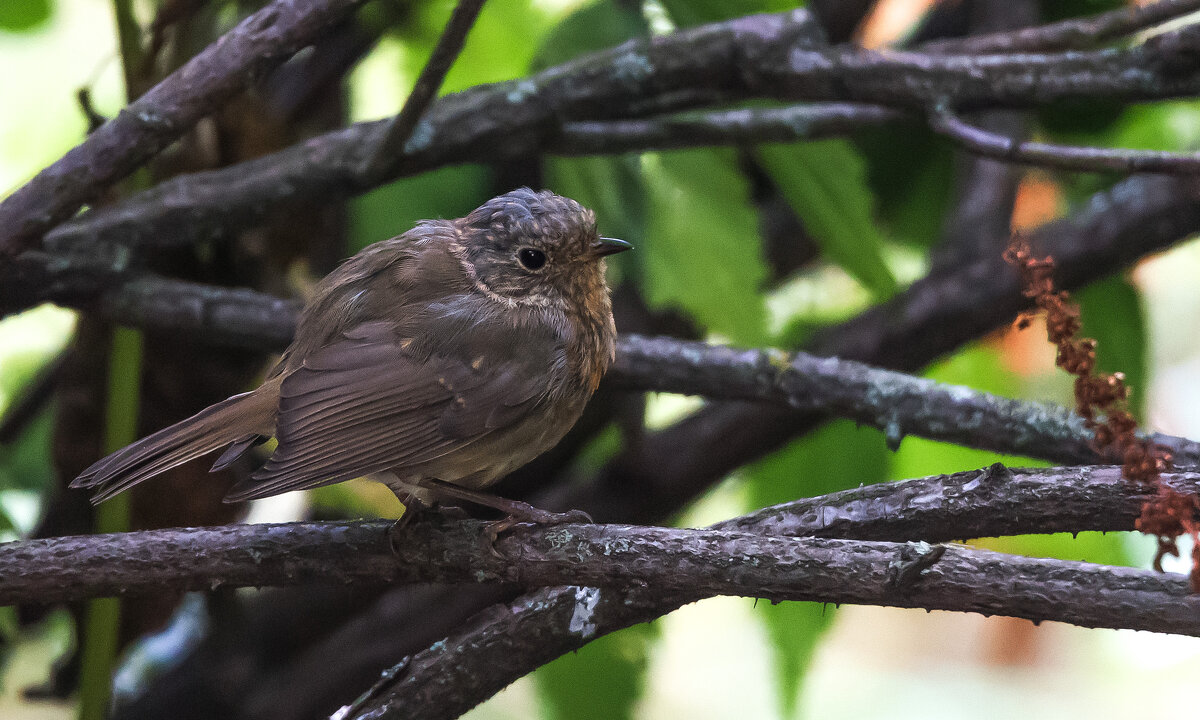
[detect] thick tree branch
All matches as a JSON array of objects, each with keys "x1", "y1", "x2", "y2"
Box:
[
  {"x1": 42, "y1": 12, "x2": 1200, "y2": 254},
  {"x1": 921, "y1": 0, "x2": 1200, "y2": 54},
  {"x1": 344, "y1": 463, "x2": 1200, "y2": 719},
  {"x1": 929, "y1": 104, "x2": 1200, "y2": 174},
  {"x1": 347, "y1": 536, "x2": 1194, "y2": 720},
  {"x1": 7, "y1": 463, "x2": 1199, "y2": 720},
  {"x1": 0, "y1": 0, "x2": 366, "y2": 257},
  {"x1": 4, "y1": 464, "x2": 1196, "y2": 607},
  {"x1": 811, "y1": 174, "x2": 1200, "y2": 367},
  {"x1": 8, "y1": 249, "x2": 1198, "y2": 470}
]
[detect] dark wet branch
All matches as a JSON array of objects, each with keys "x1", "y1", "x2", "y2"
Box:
[
  {"x1": 811, "y1": 174, "x2": 1200, "y2": 368},
  {"x1": 927, "y1": 0, "x2": 1032, "y2": 273},
  {"x1": 347, "y1": 534, "x2": 1192, "y2": 720},
  {"x1": 0, "y1": 466, "x2": 1195, "y2": 627},
  {"x1": 921, "y1": 0, "x2": 1200, "y2": 54},
  {"x1": 612, "y1": 336, "x2": 1200, "y2": 468},
  {"x1": 0, "y1": 0, "x2": 367, "y2": 257}
]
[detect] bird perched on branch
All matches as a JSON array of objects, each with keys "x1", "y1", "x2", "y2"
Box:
[{"x1": 73, "y1": 189, "x2": 631, "y2": 522}]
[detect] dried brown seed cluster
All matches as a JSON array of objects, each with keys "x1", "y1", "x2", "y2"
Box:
[{"x1": 1004, "y1": 237, "x2": 1199, "y2": 588}]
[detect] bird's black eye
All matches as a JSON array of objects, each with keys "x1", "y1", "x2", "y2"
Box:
[{"x1": 517, "y1": 247, "x2": 547, "y2": 270}]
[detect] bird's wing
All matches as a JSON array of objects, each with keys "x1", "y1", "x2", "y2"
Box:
[{"x1": 224, "y1": 320, "x2": 550, "y2": 502}]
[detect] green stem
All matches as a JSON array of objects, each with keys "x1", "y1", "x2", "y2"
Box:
[
  {"x1": 111, "y1": 0, "x2": 145, "y2": 95},
  {"x1": 76, "y1": 2, "x2": 148, "y2": 714},
  {"x1": 77, "y1": 326, "x2": 142, "y2": 720}
]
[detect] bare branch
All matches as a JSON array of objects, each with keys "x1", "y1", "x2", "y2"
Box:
[
  {"x1": 44, "y1": 12, "x2": 1200, "y2": 254},
  {"x1": 0, "y1": 471, "x2": 1197, "y2": 663},
  {"x1": 8, "y1": 249, "x2": 1198, "y2": 469},
  {"x1": 2, "y1": 465, "x2": 1194, "y2": 605},
  {"x1": 359, "y1": 0, "x2": 488, "y2": 180},
  {"x1": 554, "y1": 104, "x2": 909, "y2": 154},
  {"x1": 0, "y1": 0, "x2": 367, "y2": 257},
  {"x1": 929, "y1": 104, "x2": 1200, "y2": 174},
  {"x1": 347, "y1": 534, "x2": 1195, "y2": 720},
  {"x1": 921, "y1": 0, "x2": 1200, "y2": 54},
  {"x1": 812, "y1": 174, "x2": 1200, "y2": 367},
  {"x1": 343, "y1": 464, "x2": 1200, "y2": 719},
  {"x1": 613, "y1": 336, "x2": 1200, "y2": 467}
]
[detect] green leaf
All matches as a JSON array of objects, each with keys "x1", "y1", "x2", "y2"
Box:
[
  {"x1": 0, "y1": 305, "x2": 74, "y2": 493},
  {"x1": 398, "y1": 0, "x2": 559, "y2": 92},
  {"x1": 857, "y1": 126, "x2": 955, "y2": 249},
  {"x1": 532, "y1": 0, "x2": 648, "y2": 71},
  {"x1": 349, "y1": 165, "x2": 490, "y2": 253},
  {"x1": 757, "y1": 142, "x2": 897, "y2": 299},
  {"x1": 0, "y1": 0, "x2": 52, "y2": 32},
  {"x1": 642, "y1": 150, "x2": 769, "y2": 344},
  {"x1": 745, "y1": 420, "x2": 890, "y2": 717},
  {"x1": 535, "y1": 622, "x2": 657, "y2": 720},
  {"x1": 657, "y1": 0, "x2": 795, "y2": 27},
  {"x1": 0, "y1": 407, "x2": 55, "y2": 493},
  {"x1": 1076, "y1": 276, "x2": 1147, "y2": 419},
  {"x1": 1040, "y1": 0, "x2": 1124, "y2": 23}
]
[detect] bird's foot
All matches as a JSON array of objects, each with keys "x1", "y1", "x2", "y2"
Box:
[{"x1": 415, "y1": 479, "x2": 592, "y2": 557}]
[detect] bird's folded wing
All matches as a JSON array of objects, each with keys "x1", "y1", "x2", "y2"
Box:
[{"x1": 225, "y1": 321, "x2": 548, "y2": 502}]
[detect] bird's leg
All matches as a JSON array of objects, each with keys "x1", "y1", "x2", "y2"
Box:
[
  {"x1": 417, "y1": 478, "x2": 592, "y2": 546},
  {"x1": 384, "y1": 483, "x2": 469, "y2": 554},
  {"x1": 381, "y1": 475, "x2": 467, "y2": 528}
]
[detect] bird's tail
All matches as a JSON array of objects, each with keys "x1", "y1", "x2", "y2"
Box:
[{"x1": 71, "y1": 381, "x2": 278, "y2": 504}]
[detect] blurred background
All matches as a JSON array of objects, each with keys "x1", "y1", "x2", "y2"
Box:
[{"x1": 4, "y1": 0, "x2": 1200, "y2": 718}]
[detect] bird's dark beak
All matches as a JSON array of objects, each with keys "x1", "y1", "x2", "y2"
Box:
[{"x1": 591, "y1": 236, "x2": 633, "y2": 258}]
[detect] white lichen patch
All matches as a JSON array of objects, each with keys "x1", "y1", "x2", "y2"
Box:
[{"x1": 568, "y1": 586, "x2": 601, "y2": 638}]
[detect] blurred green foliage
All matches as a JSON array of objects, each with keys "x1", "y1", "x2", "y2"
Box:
[
  {"x1": 757, "y1": 141, "x2": 896, "y2": 299},
  {"x1": 0, "y1": 0, "x2": 52, "y2": 33},
  {"x1": 536, "y1": 621, "x2": 658, "y2": 720},
  {"x1": 746, "y1": 420, "x2": 890, "y2": 717}
]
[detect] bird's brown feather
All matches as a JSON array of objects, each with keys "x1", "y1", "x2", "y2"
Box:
[{"x1": 72, "y1": 189, "x2": 623, "y2": 507}]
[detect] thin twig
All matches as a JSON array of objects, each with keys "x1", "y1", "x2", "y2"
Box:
[
  {"x1": 0, "y1": 0, "x2": 367, "y2": 258},
  {"x1": 358, "y1": 0, "x2": 487, "y2": 181},
  {"x1": 921, "y1": 0, "x2": 1200, "y2": 54},
  {"x1": 554, "y1": 104, "x2": 909, "y2": 154},
  {"x1": 929, "y1": 104, "x2": 1200, "y2": 174}
]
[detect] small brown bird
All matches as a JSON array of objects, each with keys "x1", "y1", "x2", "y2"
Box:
[{"x1": 72, "y1": 189, "x2": 631, "y2": 519}]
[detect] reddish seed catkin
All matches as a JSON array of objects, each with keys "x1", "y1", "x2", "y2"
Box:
[{"x1": 1004, "y1": 237, "x2": 1200, "y2": 588}]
